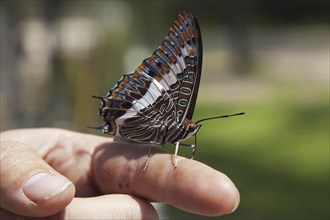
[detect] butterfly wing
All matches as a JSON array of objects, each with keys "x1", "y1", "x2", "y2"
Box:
[
  {"x1": 142, "y1": 11, "x2": 203, "y2": 122},
  {"x1": 174, "y1": 11, "x2": 203, "y2": 121},
  {"x1": 97, "y1": 11, "x2": 202, "y2": 144}
]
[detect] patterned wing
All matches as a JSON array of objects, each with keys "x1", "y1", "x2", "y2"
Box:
[
  {"x1": 97, "y1": 71, "x2": 176, "y2": 144},
  {"x1": 97, "y1": 11, "x2": 202, "y2": 144},
  {"x1": 141, "y1": 11, "x2": 203, "y2": 122}
]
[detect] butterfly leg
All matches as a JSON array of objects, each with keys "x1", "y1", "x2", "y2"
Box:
[
  {"x1": 175, "y1": 142, "x2": 196, "y2": 159},
  {"x1": 191, "y1": 134, "x2": 197, "y2": 159},
  {"x1": 143, "y1": 145, "x2": 152, "y2": 172},
  {"x1": 191, "y1": 144, "x2": 196, "y2": 160},
  {"x1": 174, "y1": 141, "x2": 180, "y2": 168}
]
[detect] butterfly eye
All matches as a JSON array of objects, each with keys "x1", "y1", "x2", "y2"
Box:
[{"x1": 188, "y1": 124, "x2": 197, "y2": 132}]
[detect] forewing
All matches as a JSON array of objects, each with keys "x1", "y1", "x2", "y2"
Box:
[{"x1": 136, "y1": 11, "x2": 202, "y2": 122}]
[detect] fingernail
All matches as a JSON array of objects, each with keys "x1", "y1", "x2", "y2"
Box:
[{"x1": 23, "y1": 172, "x2": 72, "y2": 204}]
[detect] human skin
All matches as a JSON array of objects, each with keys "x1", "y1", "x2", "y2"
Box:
[{"x1": 0, "y1": 128, "x2": 239, "y2": 219}]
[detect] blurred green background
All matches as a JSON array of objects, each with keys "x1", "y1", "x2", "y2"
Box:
[{"x1": 1, "y1": 1, "x2": 328, "y2": 219}]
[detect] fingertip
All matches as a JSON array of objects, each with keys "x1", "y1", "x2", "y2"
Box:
[
  {"x1": 148, "y1": 158, "x2": 240, "y2": 217},
  {"x1": 26, "y1": 180, "x2": 75, "y2": 217},
  {"x1": 184, "y1": 163, "x2": 240, "y2": 216},
  {"x1": 212, "y1": 173, "x2": 240, "y2": 215},
  {"x1": 23, "y1": 172, "x2": 74, "y2": 205},
  {"x1": 23, "y1": 173, "x2": 76, "y2": 216},
  {"x1": 0, "y1": 141, "x2": 76, "y2": 217}
]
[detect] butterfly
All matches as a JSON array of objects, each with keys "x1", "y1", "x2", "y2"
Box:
[{"x1": 94, "y1": 11, "x2": 244, "y2": 168}]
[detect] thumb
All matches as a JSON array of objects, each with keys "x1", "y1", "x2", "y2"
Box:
[{"x1": 0, "y1": 141, "x2": 75, "y2": 217}]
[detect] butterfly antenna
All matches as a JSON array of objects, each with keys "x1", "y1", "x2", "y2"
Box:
[{"x1": 195, "y1": 112, "x2": 245, "y2": 124}]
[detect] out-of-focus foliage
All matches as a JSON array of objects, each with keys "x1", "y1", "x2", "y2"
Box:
[{"x1": 1, "y1": 1, "x2": 328, "y2": 219}]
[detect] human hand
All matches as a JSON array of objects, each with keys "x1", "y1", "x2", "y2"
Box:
[{"x1": 0, "y1": 128, "x2": 239, "y2": 219}]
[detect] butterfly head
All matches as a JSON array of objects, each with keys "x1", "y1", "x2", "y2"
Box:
[
  {"x1": 181, "y1": 120, "x2": 202, "y2": 141},
  {"x1": 187, "y1": 123, "x2": 201, "y2": 135}
]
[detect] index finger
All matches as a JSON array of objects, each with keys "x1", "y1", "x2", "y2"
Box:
[{"x1": 93, "y1": 141, "x2": 240, "y2": 217}]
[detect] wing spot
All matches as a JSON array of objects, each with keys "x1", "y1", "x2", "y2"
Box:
[{"x1": 179, "y1": 99, "x2": 188, "y2": 106}]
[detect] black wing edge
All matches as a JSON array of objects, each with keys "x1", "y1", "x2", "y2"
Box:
[{"x1": 183, "y1": 11, "x2": 203, "y2": 120}]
